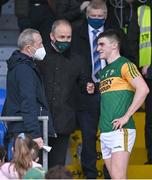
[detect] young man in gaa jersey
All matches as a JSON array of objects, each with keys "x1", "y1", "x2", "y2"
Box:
[{"x1": 96, "y1": 29, "x2": 149, "y2": 179}]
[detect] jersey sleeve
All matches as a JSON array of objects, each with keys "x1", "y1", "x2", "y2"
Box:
[{"x1": 121, "y1": 62, "x2": 141, "y2": 82}]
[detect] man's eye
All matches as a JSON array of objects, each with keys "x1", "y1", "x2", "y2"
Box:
[{"x1": 99, "y1": 43, "x2": 105, "y2": 46}]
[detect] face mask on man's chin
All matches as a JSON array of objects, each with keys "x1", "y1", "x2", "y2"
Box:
[
  {"x1": 33, "y1": 47, "x2": 46, "y2": 61},
  {"x1": 87, "y1": 17, "x2": 105, "y2": 29}
]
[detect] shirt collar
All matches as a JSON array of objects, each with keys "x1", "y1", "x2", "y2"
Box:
[{"x1": 88, "y1": 24, "x2": 104, "y2": 34}]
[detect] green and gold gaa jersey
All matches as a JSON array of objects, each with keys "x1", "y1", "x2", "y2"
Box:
[{"x1": 98, "y1": 56, "x2": 141, "y2": 133}]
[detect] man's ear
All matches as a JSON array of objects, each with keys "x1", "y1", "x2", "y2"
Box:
[
  {"x1": 11, "y1": 146, "x2": 14, "y2": 153},
  {"x1": 112, "y1": 41, "x2": 118, "y2": 50},
  {"x1": 50, "y1": 33, "x2": 54, "y2": 42},
  {"x1": 104, "y1": 13, "x2": 107, "y2": 20}
]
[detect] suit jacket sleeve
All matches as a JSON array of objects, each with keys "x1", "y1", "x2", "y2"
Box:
[{"x1": 77, "y1": 55, "x2": 92, "y2": 93}]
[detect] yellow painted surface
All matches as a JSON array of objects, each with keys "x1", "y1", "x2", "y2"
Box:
[
  {"x1": 133, "y1": 112, "x2": 145, "y2": 148},
  {"x1": 128, "y1": 165, "x2": 152, "y2": 179}
]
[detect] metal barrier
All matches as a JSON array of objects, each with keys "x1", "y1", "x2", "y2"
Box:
[{"x1": 0, "y1": 116, "x2": 48, "y2": 170}]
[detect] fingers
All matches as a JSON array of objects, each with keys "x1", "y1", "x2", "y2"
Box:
[
  {"x1": 112, "y1": 119, "x2": 122, "y2": 130},
  {"x1": 142, "y1": 66, "x2": 149, "y2": 76},
  {"x1": 39, "y1": 139, "x2": 44, "y2": 149},
  {"x1": 112, "y1": 121, "x2": 119, "y2": 130},
  {"x1": 33, "y1": 137, "x2": 44, "y2": 149},
  {"x1": 112, "y1": 116, "x2": 129, "y2": 130},
  {"x1": 87, "y1": 82, "x2": 94, "y2": 89},
  {"x1": 87, "y1": 82, "x2": 95, "y2": 94}
]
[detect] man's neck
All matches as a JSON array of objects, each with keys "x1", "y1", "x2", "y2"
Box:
[
  {"x1": 107, "y1": 52, "x2": 120, "y2": 64},
  {"x1": 51, "y1": 41, "x2": 60, "y2": 53},
  {"x1": 21, "y1": 49, "x2": 33, "y2": 58}
]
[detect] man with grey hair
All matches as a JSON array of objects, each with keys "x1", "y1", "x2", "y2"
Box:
[{"x1": 2, "y1": 28, "x2": 56, "y2": 154}]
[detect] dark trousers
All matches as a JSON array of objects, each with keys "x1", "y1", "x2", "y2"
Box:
[
  {"x1": 77, "y1": 94, "x2": 100, "y2": 179},
  {"x1": 48, "y1": 134, "x2": 70, "y2": 168},
  {"x1": 145, "y1": 79, "x2": 152, "y2": 163}
]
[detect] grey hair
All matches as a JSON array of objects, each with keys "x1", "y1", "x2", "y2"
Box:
[
  {"x1": 51, "y1": 19, "x2": 71, "y2": 34},
  {"x1": 86, "y1": 0, "x2": 107, "y2": 17},
  {"x1": 17, "y1": 28, "x2": 40, "y2": 50}
]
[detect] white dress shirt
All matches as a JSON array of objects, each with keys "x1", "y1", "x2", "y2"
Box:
[{"x1": 88, "y1": 25, "x2": 106, "y2": 82}]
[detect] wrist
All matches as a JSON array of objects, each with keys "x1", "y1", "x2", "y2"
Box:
[{"x1": 125, "y1": 113, "x2": 131, "y2": 119}]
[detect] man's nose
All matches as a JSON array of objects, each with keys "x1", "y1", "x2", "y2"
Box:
[
  {"x1": 95, "y1": 15, "x2": 102, "y2": 18},
  {"x1": 64, "y1": 38, "x2": 71, "y2": 42},
  {"x1": 97, "y1": 46, "x2": 100, "y2": 52},
  {"x1": 61, "y1": 36, "x2": 69, "y2": 41}
]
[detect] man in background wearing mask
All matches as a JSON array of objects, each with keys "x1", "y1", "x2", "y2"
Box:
[
  {"x1": 37, "y1": 19, "x2": 94, "y2": 168},
  {"x1": 72, "y1": 0, "x2": 133, "y2": 178},
  {"x1": 2, "y1": 28, "x2": 56, "y2": 151}
]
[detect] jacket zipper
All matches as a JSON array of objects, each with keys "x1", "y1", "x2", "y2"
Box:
[{"x1": 40, "y1": 106, "x2": 42, "y2": 116}]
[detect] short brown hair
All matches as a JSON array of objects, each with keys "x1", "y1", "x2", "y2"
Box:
[
  {"x1": 98, "y1": 29, "x2": 121, "y2": 49},
  {"x1": 45, "y1": 165, "x2": 73, "y2": 179}
]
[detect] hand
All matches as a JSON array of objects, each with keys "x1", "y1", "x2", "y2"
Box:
[
  {"x1": 33, "y1": 137, "x2": 43, "y2": 149},
  {"x1": 142, "y1": 65, "x2": 150, "y2": 76},
  {"x1": 87, "y1": 82, "x2": 95, "y2": 94},
  {"x1": 80, "y1": 1, "x2": 90, "y2": 12},
  {"x1": 112, "y1": 115, "x2": 130, "y2": 130}
]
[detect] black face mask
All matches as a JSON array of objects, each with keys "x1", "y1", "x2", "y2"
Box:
[{"x1": 53, "y1": 40, "x2": 71, "y2": 53}]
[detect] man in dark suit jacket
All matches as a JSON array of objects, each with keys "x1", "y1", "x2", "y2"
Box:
[
  {"x1": 37, "y1": 19, "x2": 94, "y2": 168},
  {"x1": 72, "y1": 0, "x2": 133, "y2": 178}
]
